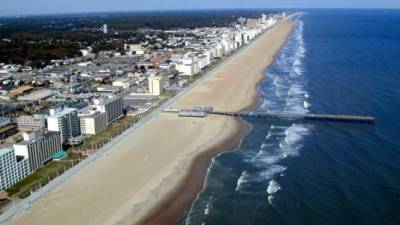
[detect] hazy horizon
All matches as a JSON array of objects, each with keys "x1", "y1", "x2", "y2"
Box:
[{"x1": 1, "y1": 0, "x2": 400, "y2": 17}]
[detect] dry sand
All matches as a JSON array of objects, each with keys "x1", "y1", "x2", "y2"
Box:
[{"x1": 6, "y1": 21, "x2": 293, "y2": 225}]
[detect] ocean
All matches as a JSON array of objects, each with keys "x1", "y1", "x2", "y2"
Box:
[{"x1": 178, "y1": 9, "x2": 400, "y2": 225}]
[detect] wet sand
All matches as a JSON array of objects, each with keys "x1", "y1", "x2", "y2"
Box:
[{"x1": 6, "y1": 21, "x2": 293, "y2": 225}]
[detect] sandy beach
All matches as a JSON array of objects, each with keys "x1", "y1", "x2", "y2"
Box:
[{"x1": 6, "y1": 20, "x2": 293, "y2": 225}]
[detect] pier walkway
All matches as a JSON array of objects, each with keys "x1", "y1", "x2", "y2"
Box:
[
  {"x1": 211, "y1": 111, "x2": 375, "y2": 123},
  {"x1": 164, "y1": 108, "x2": 375, "y2": 124}
]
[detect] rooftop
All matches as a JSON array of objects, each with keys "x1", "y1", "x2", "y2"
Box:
[
  {"x1": 18, "y1": 89, "x2": 54, "y2": 101},
  {"x1": 49, "y1": 107, "x2": 77, "y2": 117}
]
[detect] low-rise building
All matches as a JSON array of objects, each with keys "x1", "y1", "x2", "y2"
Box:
[
  {"x1": 16, "y1": 114, "x2": 47, "y2": 131},
  {"x1": 9, "y1": 86, "x2": 33, "y2": 97},
  {"x1": 96, "y1": 86, "x2": 123, "y2": 94},
  {"x1": 124, "y1": 44, "x2": 145, "y2": 55},
  {"x1": 0, "y1": 124, "x2": 18, "y2": 140},
  {"x1": 112, "y1": 78, "x2": 135, "y2": 89},
  {"x1": 17, "y1": 89, "x2": 54, "y2": 102}
]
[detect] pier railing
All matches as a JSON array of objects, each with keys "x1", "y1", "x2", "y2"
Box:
[
  {"x1": 210, "y1": 111, "x2": 375, "y2": 124},
  {"x1": 165, "y1": 108, "x2": 374, "y2": 124}
]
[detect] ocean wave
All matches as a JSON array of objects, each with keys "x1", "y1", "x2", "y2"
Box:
[
  {"x1": 278, "y1": 124, "x2": 311, "y2": 157},
  {"x1": 267, "y1": 180, "x2": 281, "y2": 205},
  {"x1": 267, "y1": 179, "x2": 281, "y2": 195},
  {"x1": 235, "y1": 165, "x2": 287, "y2": 192},
  {"x1": 268, "y1": 195, "x2": 275, "y2": 205},
  {"x1": 304, "y1": 100, "x2": 311, "y2": 109},
  {"x1": 237, "y1": 17, "x2": 311, "y2": 201}
]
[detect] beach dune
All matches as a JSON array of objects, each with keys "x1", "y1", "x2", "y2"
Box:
[{"x1": 6, "y1": 21, "x2": 294, "y2": 225}]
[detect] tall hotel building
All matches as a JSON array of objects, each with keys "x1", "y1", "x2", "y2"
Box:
[
  {"x1": 0, "y1": 148, "x2": 30, "y2": 191},
  {"x1": 148, "y1": 75, "x2": 169, "y2": 96},
  {"x1": 14, "y1": 132, "x2": 62, "y2": 172},
  {"x1": 94, "y1": 96, "x2": 123, "y2": 123},
  {"x1": 79, "y1": 109, "x2": 108, "y2": 135},
  {"x1": 47, "y1": 108, "x2": 81, "y2": 144}
]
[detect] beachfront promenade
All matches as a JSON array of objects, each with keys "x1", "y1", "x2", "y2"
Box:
[{"x1": 4, "y1": 21, "x2": 294, "y2": 225}]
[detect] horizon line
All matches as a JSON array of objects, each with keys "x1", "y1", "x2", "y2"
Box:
[{"x1": 0, "y1": 7, "x2": 399, "y2": 18}]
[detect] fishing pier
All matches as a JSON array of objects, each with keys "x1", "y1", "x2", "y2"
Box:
[{"x1": 164, "y1": 107, "x2": 375, "y2": 124}]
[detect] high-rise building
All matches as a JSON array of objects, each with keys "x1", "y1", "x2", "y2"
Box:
[
  {"x1": 13, "y1": 131, "x2": 62, "y2": 172},
  {"x1": 79, "y1": 110, "x2": 108, "y2": 135},
  {"x1": 176, "y1": 56, "x2": 200, "y2": 76},
  {"x1": 102, "y1": 24, "x2": 108, "y2": 34},
  {"x1": 0, "y1": 148, "x2": 30, "y2": 191},
  {"x1": 94, "y1": 96, "x2": 123, "y2": 123},
  {"x1": 148, "y1": 75, "x2": 169, "y2": 96},
  {"x1": 47, "y1": 108, "x2": 81, "y2": 144}
]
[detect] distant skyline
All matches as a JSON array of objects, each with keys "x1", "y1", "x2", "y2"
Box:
[{"x1": 1, "y1": 0, "x2": 400, "y2": 16}]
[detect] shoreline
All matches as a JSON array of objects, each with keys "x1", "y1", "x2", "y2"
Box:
[
  {"x1": 136, "y1": 23, "x2": 295, "y2": 225},
  {"x1": 5, "y1": 20, "x2": 294, "y2": 225},
  {"x1": 137, "y1": 117, "x2": 250, "y2": 225}
]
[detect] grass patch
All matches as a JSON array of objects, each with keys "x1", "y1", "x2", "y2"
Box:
[
  {"x1": 80, "y1": 116, "x2": 138, "y2": 147},
  {"x1": 0, "y1": 198, "x2": 11, "y2": 209},
  {"x1": 6, "y1": 160, "x2": 72, "y2": 199}
]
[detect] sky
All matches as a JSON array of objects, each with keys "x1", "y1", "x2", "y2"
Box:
[{"x1": 1, "y1": 0, "x2": 400, "y2": 16}]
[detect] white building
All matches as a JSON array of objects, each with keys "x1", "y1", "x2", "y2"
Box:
[
  {"x1": 148, "y1": 75, "x2": 169, "y2": 96},
  {"x1": 234, "y1": 33, "x2": 243, "y2": 47},
  {"x1": 94, "y1": 96, "x2": 123, "y2": 123},
  {"x1": 267, "y1": 18, "x2": 277, "y2": 28},
  {"x1": 79, "y1": 110, "x2": 108, "y2": 135},
  {"x1": 0, "y1": 148, "x2": 30, "y2": 191},
  {"x1": 221, "y1": 39, "x2": 234, "y2": 54},
  {"x1": 47, "y1": 108, "x2": 81, "y2": 144},
  {"x1": 102, "y1": 24, "x2": 108, "y2": 34},
  {"x1": 112, "y1": 78, "x2": 135, "y2": 89},
  {"x1": 124, "y1": 44, "x2": 145, "y2": 55},
  {"x1": 176, "y1": 56, "x2": 200, "y2": 76},
  {"x1": 215, "y1": 44, "x2": 224, "y2": 58},
  {"x1": 197, "y1": 55, "x2": 210, "y2": 69},
  {"x1": 13, "y1": 131, "x2": 62, "y2": 172}
]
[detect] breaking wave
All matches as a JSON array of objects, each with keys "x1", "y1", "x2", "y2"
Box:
[{"x1": 235, "y1": 17, "x2": 313, "y2": 203}]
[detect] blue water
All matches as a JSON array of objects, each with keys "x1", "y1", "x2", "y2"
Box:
[{"x1": 178, "y1": 10, "x2": 400, "y2": 225}]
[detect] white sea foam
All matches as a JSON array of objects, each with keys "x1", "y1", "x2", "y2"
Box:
[
  {"x1": 260, "y1": 143, "x2": 268, "y2": 149},
  {"x1": 235, "y1": 165, "x2": 286, "y2": 192},
  {"x1": 235, "y1": 171, "x2": 249, "y2": 191},
  {"x1": 266, "y1": 132, "x2": 272, "y2": 139},
  {"x1": 270, "y1": 125, "x2": 287, "y2": 130},
  {"x1": 287, "y1": 84, "x2": 304, "y2": 96},
  {"x1": 204, "y1": 203, "x2": 210, "y2": 215},
  {"x1": 237, "y1": 18, "x2": 311, "y2": 204},
  {"x1": 268, "y1": 195, "x2": 274, "y2": 204},
  {"x1": 278, "y1": 124, "x2": 311, "y2": 157},
  {"x1": 303, "y1": 101, "x2": 311, "y2": 109},
  {"x1": 266, "y1": 180, "x2": 281, "y2": 205},
  {"x1": 267, "y1": 180, "x2": 281, "y2": 194},
  {"x1": 252, "y1": 151, "x2": 282, "y2": 167}
]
